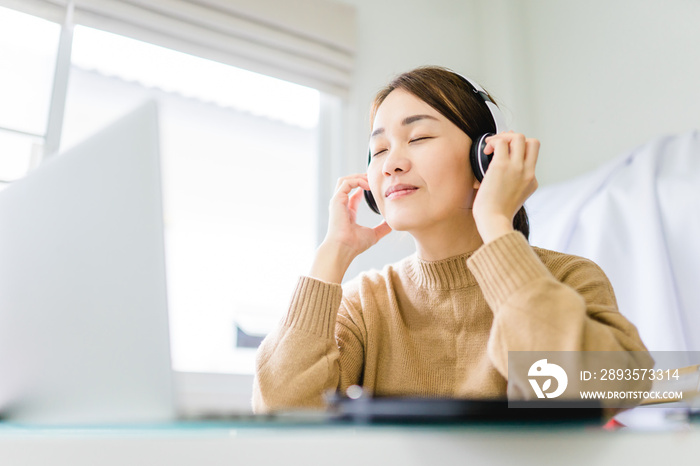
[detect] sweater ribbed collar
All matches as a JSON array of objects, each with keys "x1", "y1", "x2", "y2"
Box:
[{"x1": 405, "y1": 250, "x2": 478, "y2": 290}]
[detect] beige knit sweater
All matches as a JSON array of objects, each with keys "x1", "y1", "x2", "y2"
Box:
[{"x1": 252, "y1": 231, "x2": 648, "y2": 413}]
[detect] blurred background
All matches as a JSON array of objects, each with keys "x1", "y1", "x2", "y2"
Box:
[{"x1": 1, "y1": 0, "x2": 698, "y2": 412}]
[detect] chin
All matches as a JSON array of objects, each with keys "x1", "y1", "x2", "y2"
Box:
[{"x1": 383, "y1": 211, "x2": 428, "y2": 232}]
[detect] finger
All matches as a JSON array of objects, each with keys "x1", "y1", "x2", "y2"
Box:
[
  {"x1": 524, "y1": 138, "x2": 540, "y2": 181},
  {"x1": 335, "y1": 176, "x2": 370, "y2": 198},
  {"x1": 490, "y1": 137, "x2": 510, "y2": 163},
  {"x1": 525, "y1": 138, "x2": 540, "y2": 166},
  {"x1": 486, "y1": 131, "x2": 524, "y2": 140},
  {"x1": 335, "y1": 173, "x2": 367, "y2": 188},
  {"x1": 483, "y1": 132, "x2": 511, "y2": 155},
  {"x1": 335, "y1": 173, "x2": 368, "y2": 191},
  {"x1": 509, "y1": 133, "x2": 526, "y2": 168},
  {"x1": 483, "y1": 134, "x2": 497, "y2": 155},
  {"x1": 331, "y1": 184, "x2": 368, "y2": 213},
  {"x1": 373, "y1": 220, "x2": 392, "y2": 240},
  {"x1": 485, "y1": 132, "x2": 527, "y2": 159},
  {"x1": 348, "y1": 185, "x2": 365, "y2": 211},
  {"x1": 484, "y1": 137, "x2": 501, "y2": 155}
]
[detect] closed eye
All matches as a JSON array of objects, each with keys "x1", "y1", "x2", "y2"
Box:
[{"x1": 372, "y1": 137, "x2": 432, "y2": 157}]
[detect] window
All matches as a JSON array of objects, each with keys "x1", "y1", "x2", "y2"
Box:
[
  {"x1": 62, "y1": 26, "x2": 320, "y2": 374},
  {"x1": 0, "y1": 1, "x2": 353, "y2": 410},
  {"x1": 0, "y1": 6, "x2": 60, "y2": 183}
]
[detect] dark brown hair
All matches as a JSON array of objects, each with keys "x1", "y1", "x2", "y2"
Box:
[{"x1": 370, "y1": 66, "x2": 529, "y2": 240}]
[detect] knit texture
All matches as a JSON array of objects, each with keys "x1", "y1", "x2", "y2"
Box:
[{"x1": 252, "y1": 231, "x2": 648, "y2": 413}]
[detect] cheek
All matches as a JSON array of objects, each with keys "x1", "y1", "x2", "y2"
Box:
[
  {"x1": 430, "y1": 160, "x2": 473, "y2": 203},
  {"x1": 367, "y1": 166, "x2": 383, "y2": 204}
]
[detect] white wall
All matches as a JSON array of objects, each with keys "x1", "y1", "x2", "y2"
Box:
[
  {"x1": 487, "y1": 0, "x2": 700, "y2": 186},
  {"x1": 335, "y1": 0, "x2": 700, "y2": 278}
]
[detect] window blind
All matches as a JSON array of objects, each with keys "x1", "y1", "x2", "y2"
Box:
[{"x1": 0, "y1": 0, "x2": 356, "y2": 95}]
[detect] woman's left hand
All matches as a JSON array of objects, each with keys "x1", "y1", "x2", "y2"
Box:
[{"x1": 471, "y1": 131, "x2": 540, "y2": 243}]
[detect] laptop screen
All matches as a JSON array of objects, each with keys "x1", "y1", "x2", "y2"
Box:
[{"x1": 0, "y1": 102, "x2": 175, "y2": 424}]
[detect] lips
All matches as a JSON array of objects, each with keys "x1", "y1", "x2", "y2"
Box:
[{"x1": 385, "y1": 184, "x2": 419, "y2": 198}]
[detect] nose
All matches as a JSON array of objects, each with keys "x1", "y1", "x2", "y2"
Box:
[{"x1": 382, "y1": 146, "x2": 411, "y2": 176}]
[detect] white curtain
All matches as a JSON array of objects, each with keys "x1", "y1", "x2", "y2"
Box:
[
  {"x1": 0, "y1": 0, "x2": 356, "y2": 95},
  {"x1": 526, "y1": 130, "x2": 700, "y2": 357}
]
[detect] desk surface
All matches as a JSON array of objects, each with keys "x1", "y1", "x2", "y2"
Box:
[{"x1": 1, "y1": 413, "x2": 698, "y2": 466}]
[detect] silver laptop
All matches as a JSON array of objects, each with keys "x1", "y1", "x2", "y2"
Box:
[{"x1": 0, "y1": 102, "x2": 176, "y2": 424}]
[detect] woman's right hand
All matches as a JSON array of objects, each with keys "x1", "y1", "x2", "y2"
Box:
[{"x1": 309, "y1": 174, "x2": 392, "y2": 283}]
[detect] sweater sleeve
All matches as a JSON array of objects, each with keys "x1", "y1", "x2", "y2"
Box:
[
  {"x1": 251, "y1": 276, "x2": 365, "y2": 413},
  {"x1": 466, "y1": 231, "x2": 649, "y2": 380}
]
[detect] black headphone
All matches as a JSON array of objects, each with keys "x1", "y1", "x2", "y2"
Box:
[{"x1": 363, "y1": 73, "x2": 508, "y2": 215}]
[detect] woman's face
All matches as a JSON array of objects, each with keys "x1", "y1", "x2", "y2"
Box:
[{"x1": 368, "y1": 89, "x2": 477, "y2": 232}]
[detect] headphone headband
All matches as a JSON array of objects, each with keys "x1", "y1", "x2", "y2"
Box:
[{"x1": 455, "y1": 73, "x2": 509, "y2": 134}]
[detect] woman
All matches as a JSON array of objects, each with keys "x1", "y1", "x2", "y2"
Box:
[{"x1": 252, "y1": 66, "x2": 648, "y2": 413}]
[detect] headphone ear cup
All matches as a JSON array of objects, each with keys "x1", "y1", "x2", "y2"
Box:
[
  {"x1": 469, "y1": 133, "x2": 495, "y2": 183},
  {"x1": 364, "y1": 189, "x2": 381, "y2": 214},
  {"x1": 364, "y1": 148, "x2": 381, "y2": 215}
]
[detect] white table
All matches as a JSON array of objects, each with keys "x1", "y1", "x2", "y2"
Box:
[{"x1": 1, "y1": 414, "x2": 698, "y2": 466}]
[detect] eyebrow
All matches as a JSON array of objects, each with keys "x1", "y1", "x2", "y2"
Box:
[{"x1": 370, "y1": 114, "x2": 439, "y2": 138}]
